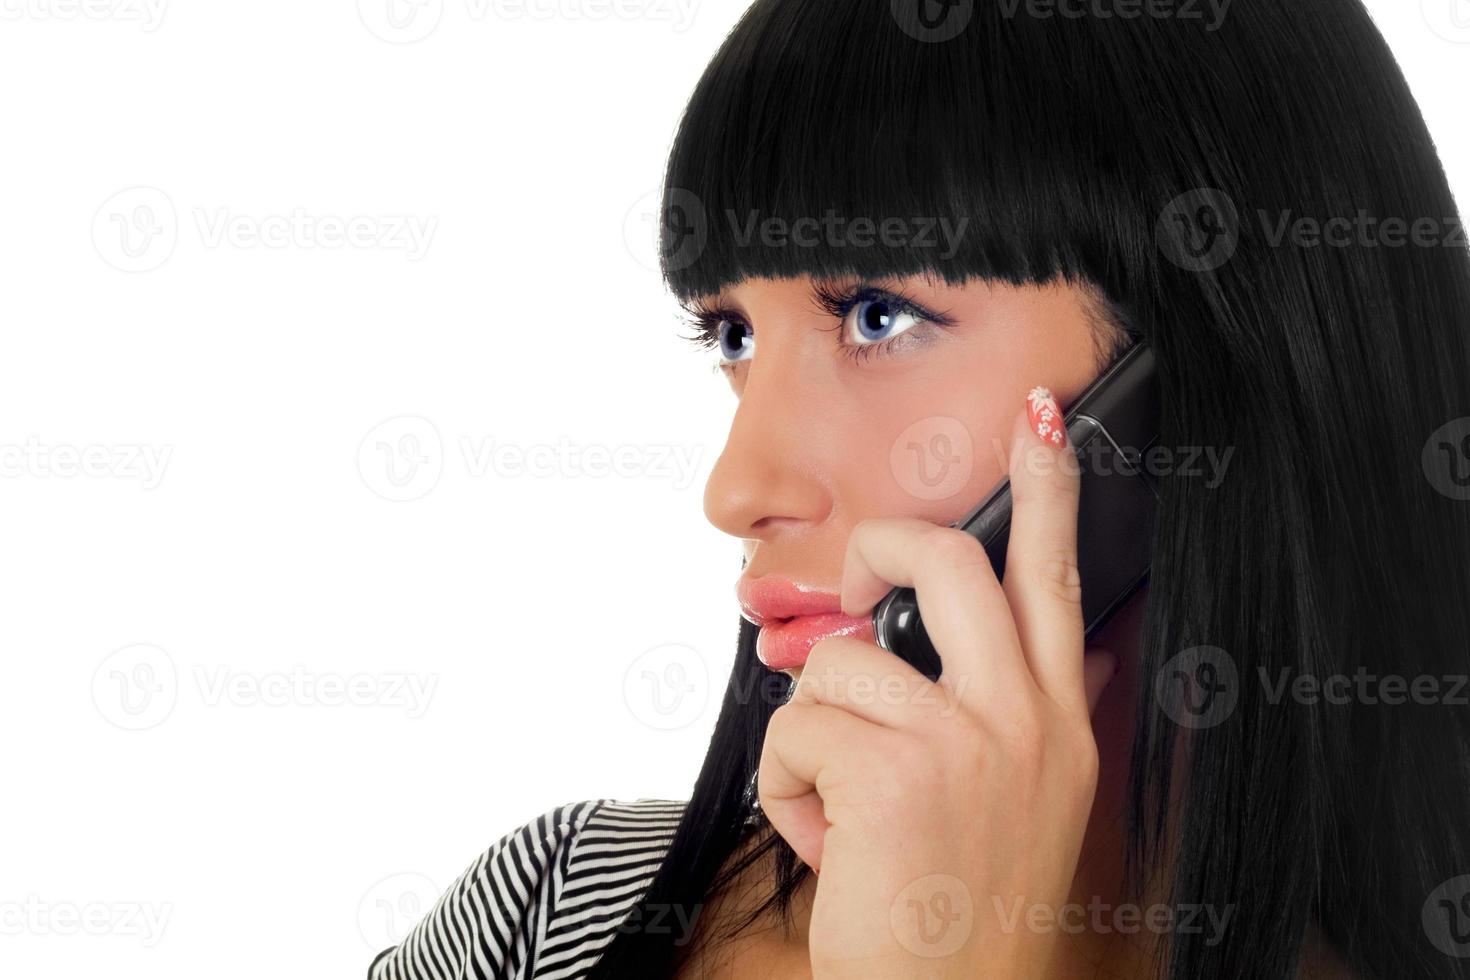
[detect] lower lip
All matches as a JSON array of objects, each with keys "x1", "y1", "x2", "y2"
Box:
[{"x1": 755, "y1": 612, "x2": 875, "y2": 671}]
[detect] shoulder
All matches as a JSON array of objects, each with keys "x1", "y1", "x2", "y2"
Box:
[
  {"x1": 368, "y1": 797, "x2": 687, "y2": 980},
  {"x1": 538, "y1": 799, "x2": 688, "y2": 972}
]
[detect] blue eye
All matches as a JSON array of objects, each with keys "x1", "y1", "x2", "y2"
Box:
[
  {"x1": 844, "y1": 297, "x2": 922, "y2": 346},
  {"x1": 717, "y1": 319, "x2": 754, "y2": 362}
]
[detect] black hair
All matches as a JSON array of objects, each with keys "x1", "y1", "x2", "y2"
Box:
[{"x1": 589, "y1": 0, "x2": 1470, "y2": 977}]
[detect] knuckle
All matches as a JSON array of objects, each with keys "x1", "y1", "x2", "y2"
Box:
[
  {"x1": 1071, "y1": 737, "x2": 1101, "y2": 794},
  {"x1": 848, "y1": 516, "x2": 884, "y2": 545},
  {"x1": 950, "y1": 722, "x2": 990, "y2": 770},
  {"x1": 1030, "y1": 552, "x2": 1083, "y2": 606},
  {"x1": 921, "y1": 526, "x2": 987, "y2": 570},
  {"x1": 989, "y1": 705, "x2": 1046, "y2": 764},
  {"x1": 765, "y1": 702, "x2": 796, "y2": 740}
]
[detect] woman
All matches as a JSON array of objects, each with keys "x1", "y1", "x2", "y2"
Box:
[{"x1": 369, "y1": 0, "x2": 1470, "y2": 976}]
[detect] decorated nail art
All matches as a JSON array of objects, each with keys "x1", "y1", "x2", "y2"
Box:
[{"x1": 1026, "y1": 386, "x2": 1067, "y2": 447}]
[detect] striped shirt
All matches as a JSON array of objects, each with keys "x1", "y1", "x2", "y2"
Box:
[{"x1": 367, "y1": 798, "x2": 687, "y2": 980}]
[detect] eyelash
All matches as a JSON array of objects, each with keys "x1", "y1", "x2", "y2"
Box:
[{"x1": 681, "y1": 282, "x2": 955, "y2": 367}]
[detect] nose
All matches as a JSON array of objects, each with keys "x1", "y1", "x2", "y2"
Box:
[{"x1": 703, "y1": 360, "x2": 832, "y2": 542}]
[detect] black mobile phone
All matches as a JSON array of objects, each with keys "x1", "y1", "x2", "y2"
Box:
[{"x1": 872, "y1": 343, "x2": 1160, "y2": 681}]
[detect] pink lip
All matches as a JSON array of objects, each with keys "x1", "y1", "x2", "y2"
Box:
[{"x1": 737, "y1": 576, "x2": 876, "y2": 671}]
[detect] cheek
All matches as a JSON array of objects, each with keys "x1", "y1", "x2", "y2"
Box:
[
  {"x1": 828, "y1": 373, "x2": 1019, "y2": 527},
  {"x1": 821, "y1": 299, "x2": 1102, "y2": 529}
]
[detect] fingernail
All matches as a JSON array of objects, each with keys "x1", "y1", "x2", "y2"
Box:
[{"x1": 1026, "y1": 386, "x2": 1067, "y2": 448}]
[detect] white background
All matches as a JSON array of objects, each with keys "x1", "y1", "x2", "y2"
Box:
[{"x1": 0, "y1": 1, "x2": 1465, "y2": 976}]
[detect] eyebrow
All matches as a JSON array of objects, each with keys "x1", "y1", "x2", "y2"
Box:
[
  {"x1": 679, "y1": 291, "x2": 740, "y2": 318},
  {"x1": 678, "y1": 276, "x2": 870, "y2": 318}
]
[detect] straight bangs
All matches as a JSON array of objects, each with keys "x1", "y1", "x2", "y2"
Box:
[{"x1": 657, "y1": 0, "x2": 1155, "y2": 306}]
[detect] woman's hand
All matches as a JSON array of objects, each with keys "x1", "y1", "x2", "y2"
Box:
[{"x1": 757, "y1": 390, "x2": 1119, "y2": 979}]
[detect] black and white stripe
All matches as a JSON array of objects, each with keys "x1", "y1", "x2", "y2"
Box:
[{"x1": 368, "y1": 798, "x2": 686, "y2": 980}]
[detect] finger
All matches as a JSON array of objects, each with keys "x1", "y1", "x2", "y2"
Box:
[
  {"x1": 791, "y1": 635, "x2": 954, "y2": 731},
  {"x1": 838, "y1": 517, "x2": 1031, "y2": 712},
  {"x1": 757, "y1": 701, "x2": 883, "y2": 871},
  {"x1": 1003, "y1": 387, "x2": 1088, "y2": 713}
]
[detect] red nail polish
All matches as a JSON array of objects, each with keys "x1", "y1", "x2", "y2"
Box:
[{"x1": 1026, "y1": 386, "x2": 1067, "y2": 448}]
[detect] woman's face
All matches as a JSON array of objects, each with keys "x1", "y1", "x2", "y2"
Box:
[{"x1": 699, "y1": 274, "x2": 1114, "y2": 676}]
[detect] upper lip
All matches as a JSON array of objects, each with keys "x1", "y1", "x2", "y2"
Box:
[{"x1": 737, "y1": 575, "x2": 847, "y2": 627}]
